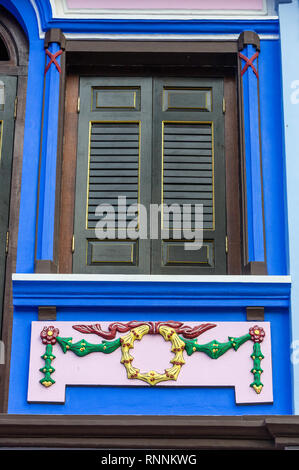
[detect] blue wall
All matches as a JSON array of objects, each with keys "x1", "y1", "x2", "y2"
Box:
[{"x1": 259, "y1": 39, "x2": 289, "y2": 275}]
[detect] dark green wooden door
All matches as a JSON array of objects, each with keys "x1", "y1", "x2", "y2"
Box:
[
  {"x1": 73, "y1": 76, "x2": 226, "y2": 274},
  {"x1": 151, "y1": 77, "x2": 227, "y2": 274},
  {"x1": 0, "y1": 75, "x2": 17, "y2": 330},
  {"x1": 73, "y1": 77, "x2": 153, "y2": 273}
]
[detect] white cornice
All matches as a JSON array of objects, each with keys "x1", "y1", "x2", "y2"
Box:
[
  {"x1": 50, "y1": 0, "x2": 276, "y2": 21},
  {"x1": 29, "y1": 0, "x2": 45, "y2": 38},
  {"x1": 30, "y1": 1, "x2": 279, "y2": 41},
  {"x1": 12, "y1": 273, "x2": 291, "y2": 283}
]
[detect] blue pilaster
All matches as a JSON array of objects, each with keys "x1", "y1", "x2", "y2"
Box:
[
  {"x1": 239, "y1": 40, "x2": 266, "y2": 269},
  {"x1": 35, "y1": 41, "x2": 62, "y2": 264}
]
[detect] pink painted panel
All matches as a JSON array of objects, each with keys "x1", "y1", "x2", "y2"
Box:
[
  {"x1": 66, "y1": 0, "x2": 264, "y2": 11},
  {"x1": 28, "y1": 321, "x2": 273, "y2": 405}
]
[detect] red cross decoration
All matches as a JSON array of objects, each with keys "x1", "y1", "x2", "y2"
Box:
[
  {"x1": 239, "y1": 51, "x2": 259, "y2": 79},
  {"x1": 44, "y1": 49, "x2": 63, "y2": 75}
]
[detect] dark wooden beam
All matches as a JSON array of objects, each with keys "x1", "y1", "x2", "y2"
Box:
[
  {"x1": 38, "y1": 306, "x2": 57, "y2": 321},
  {"x1": 246, "y1": 306, "x2": 265, "y2": 322},
  {"x1": 238, "y1": 31, "x2": 260, "y2": 52},
  {"x1": 245, "y1": 262, "x2": 267, "y2": 276},
  {"x1": 44, "y1": 28, "x2": 66, "y2": 50},
  {"x1": 34, "y1": 260, "x2": 58, "y2": 274},
  {"x1": 0, "y1": 415, "x2": 298, "y2": 449},
  {"x1": 65, "y1": 40, "x2": 238, "y2": 55}
]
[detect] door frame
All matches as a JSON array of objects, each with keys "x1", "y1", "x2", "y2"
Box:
[
  {"x1": 0, "y1": 6, "x2": 29, "y2": 412},
  {"x1": 59, "y1": 64, "x2": 241, "y2": 275}
]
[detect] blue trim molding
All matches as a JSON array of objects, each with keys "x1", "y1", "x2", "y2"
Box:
[
  {"x1": 41, "y1": 19, "x2": 280, "y2": 36},
  {"x1": 12, "y1": 276, "x2": 291, "y2": 309}
]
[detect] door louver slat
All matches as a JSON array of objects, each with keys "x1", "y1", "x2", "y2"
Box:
[
  {"x1": 163, "y1": 123, "x2": 214, "y2": 230},
  {"x1": 87, "y1": 122, "x2": 139, "y2": 229}
]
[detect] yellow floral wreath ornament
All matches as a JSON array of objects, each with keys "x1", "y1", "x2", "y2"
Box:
[{"x1": 120, "y1": 324, "x2": 186, "y2": 386}]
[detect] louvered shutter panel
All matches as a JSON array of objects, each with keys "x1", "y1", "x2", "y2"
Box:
[
  {"x1": 0, "y1": 75, "x2": 17, "y2": 331},
  {"x1": 87, "y1": 122, "x2": 140, "y2": 230},
  {"x1": 162, "y1": 122, "x2": 213, "y2": 230},
  {"x1": 151, "y1": 78, "x2": 227, "y2": 274},
  {"x1": 73, "y1": 77, "x2": 152, "y2": 274}
]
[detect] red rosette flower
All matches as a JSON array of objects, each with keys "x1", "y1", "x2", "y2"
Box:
[
  {"x1": 40, "y1": 326, "x2": 60, "y2": 345},
  {"x1": 249, "y1": 325, "x2": 265, "y2": 344}
]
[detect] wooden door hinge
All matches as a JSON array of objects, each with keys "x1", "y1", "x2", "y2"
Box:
[
  {"x1": 222, "y1": 97, "x2": 226, "y2": 114},
  {"x1": 72, "y1": 234, "x2": 75, "y2": 253},
  {"x1": 77, "y1": 97, "x2": 80, "y2": 113},
  {"x1": 225, "y1": 235, "x2": 228, "y2": 254},
  {"x1": 14, "y1": 97, "x2": 18, "y2": 119},
  {"x1": 5, "y1": 231, "x2": 9, "y2": 254}
]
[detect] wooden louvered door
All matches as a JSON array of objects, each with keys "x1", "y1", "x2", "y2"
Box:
[
  {"x1": 73, "y1": 76, "x2": 227, "y2": 274},
  {"x1": 151, "y1": 77, "x2": 227, "y2": 274},
  {"x1": 73, "y1": 77, "x2": 152, "y2": 273}
]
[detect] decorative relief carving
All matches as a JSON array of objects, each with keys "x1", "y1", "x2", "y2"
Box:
[
  {"x1": 38, "y1": 321, "x2": 266, "y2": 394},
  {"x1": 44, "y1": 48, "x2": 63, "y2": 74},
  {"x1": 39, "y1": 326, "x2": 59, "y2": 387}
]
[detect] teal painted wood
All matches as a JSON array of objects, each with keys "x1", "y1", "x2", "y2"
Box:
[
  {"x1": 73, "y1": 77, "x2": 153, "y2": 273},
  {"x1": 151, "y1": 77, "x2": 226, "y2": 274},
  {"x1": 0, "y1": 75, "x2": 17, "y2": 332},
  {"x1": 73, "y1": 76, "x2": 226, "y2": 274}
]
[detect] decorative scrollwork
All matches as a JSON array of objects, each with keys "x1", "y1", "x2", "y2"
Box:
[{"x1": 40, "y1": 322, "x2": 266, "y2": 394}]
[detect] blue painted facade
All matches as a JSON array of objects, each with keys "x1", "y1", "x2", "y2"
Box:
[{"x1": 0, "y1": 0, "x2": 296, "y2": 418}]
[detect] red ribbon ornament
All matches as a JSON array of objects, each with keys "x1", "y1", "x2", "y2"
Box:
[
  {"x1": 239, "y1": 51, "x2": 259, "y2": 79},
  {"x1": 44, "y1": 49, "x2": 63, "y2": 75}
]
